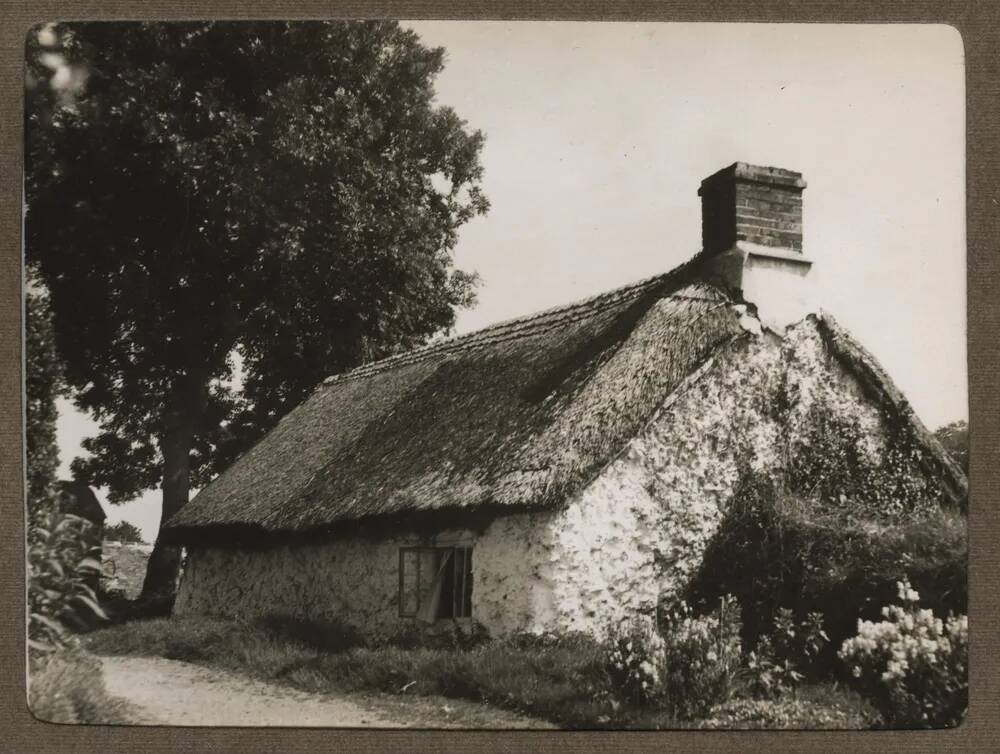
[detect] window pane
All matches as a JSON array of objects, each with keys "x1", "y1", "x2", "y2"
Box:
[
  {"x1": 452, "y1": 548, "x2": 465, "y2": 618},
  {"x1": 418, "y1": 548, "x2": 437, "y2": 606},
  {"x1": 462, "y1": 547, "x2": 473, "y2": 618},
  {"x1": 400, "y1": 549, "x2": 418, "y2": 616}
]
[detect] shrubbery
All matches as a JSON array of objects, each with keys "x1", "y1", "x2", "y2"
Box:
[
  {"x1": 659, "y1": 598, "x2": 742, "y2": 718},
  {"x1": 28, "y1": 509, "x2": 107, "y2": 653},
  {"x1": 686, "y1": 471, "x2": 967, "y2": 674},
  {"x1": 27, "y1": 502, "x2": 121, "y2": 724},
  {"x1": 839, "y1": 580, "x2": 968, "y2": 728},
  {"x1": 604, "y1": 616, "x2": 666, "y2": 706},
  {"x1": 603, "y1": 598, "x2": 741, "y2": 718},
  {"x1": 746, "y1": 608, "x2": 829, "y2": 698}
]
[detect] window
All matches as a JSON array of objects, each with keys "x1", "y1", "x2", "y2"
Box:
[{"x1": 399, "y1": 546, "x2": 473, "y2": 620}]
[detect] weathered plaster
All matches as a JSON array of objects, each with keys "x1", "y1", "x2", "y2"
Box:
[
  {"x1": 174, "y1": 514, "x2": 564, "y2": 639},
  {"x1": 176, "y1": 314, "x2": 944, "y2": 639}
]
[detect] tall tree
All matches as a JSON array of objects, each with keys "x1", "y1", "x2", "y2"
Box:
[
  {"x1": 25, "y1": 269, "x2": 65, "y2": 516},
  {"x1": 25, "y1": 21, "x2": 488, "y2": 600}
]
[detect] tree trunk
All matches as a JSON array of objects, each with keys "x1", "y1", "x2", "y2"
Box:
[{"x1": 139, "y1": 408, "x2": 195, "y2": 604}]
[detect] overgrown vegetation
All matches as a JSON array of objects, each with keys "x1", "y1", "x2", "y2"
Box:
[
  {"x1": 934, "y1": 420, "x2": 968, "y2": 476},
  {"x1": 25, "y1": 269, "x2": 65, "y2": 518},
  {"x1": 787, "y1": 399, "x2": 943, "y2": 521},
  {"x1": 686, "y1": 467, "x2": 966, "y2": 677}
]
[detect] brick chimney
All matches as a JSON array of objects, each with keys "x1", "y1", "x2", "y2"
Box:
[{"x1": 697, "y1": 162, "x2": 814, "y2": 330}]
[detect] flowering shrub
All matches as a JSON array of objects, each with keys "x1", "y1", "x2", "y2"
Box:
[
  {"x1": 658, "y1": 597, "x2": 743, "y2": 719},
  {"x1": 603, "y1": 599, "x2": 742, "y2": 717},
  {"x1": 839, "y1": 579, "x2": 967, "y2": 728},
  {"x1": 604, "y1": 615, "x2": 666, "y2": 706}
]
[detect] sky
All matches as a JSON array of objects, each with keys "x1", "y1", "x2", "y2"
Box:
[{"x1": 53, "y1": 22, "x2": 966, "y2": 542}]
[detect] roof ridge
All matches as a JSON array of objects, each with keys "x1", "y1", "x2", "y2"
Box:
[{"x1": 320, "y1": 266, "x2": 698, "y2": 387}]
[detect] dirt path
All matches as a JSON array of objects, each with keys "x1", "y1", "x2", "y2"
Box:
[{"x1": 97, "y1": 655, "x2": 555, "y2": 728}]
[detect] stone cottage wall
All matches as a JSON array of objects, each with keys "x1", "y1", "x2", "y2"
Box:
[
  {"x1": 176, "y1": 316, "x2": 933, "y2": 639},
  {"x1": 173, "y1": 510, "x2": 562, "y2": 639}
]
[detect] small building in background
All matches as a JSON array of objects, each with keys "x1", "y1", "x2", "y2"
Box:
[{"x1": 55, "y1": 479, "x2": 106, "y2": 542}]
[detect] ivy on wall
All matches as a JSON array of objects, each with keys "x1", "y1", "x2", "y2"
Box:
[{"x1": 785, "y1": 398, "x2": 942, "y2": 522}]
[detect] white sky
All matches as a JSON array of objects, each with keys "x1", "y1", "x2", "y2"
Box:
[{"x1": 54, "y1": 22, "x2": 967, "y2": 541}]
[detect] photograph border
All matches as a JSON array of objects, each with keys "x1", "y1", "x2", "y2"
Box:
[{"x1": 2, "y1": 2, "x2": 997, "y2": 752}]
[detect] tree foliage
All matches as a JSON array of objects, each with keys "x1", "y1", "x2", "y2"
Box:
[
  {"x1": 25, "y1": 21, "x2": 488, "y2": 596},
  {"x1": 25, "y1": 269, "x2": 64, "y2": 515},
  {"x1": 934, "y1": 420, "x2": 968, "y2": 477},
  {"x1": 104, "y1": 520, "x2": 146, "y2": 545}
]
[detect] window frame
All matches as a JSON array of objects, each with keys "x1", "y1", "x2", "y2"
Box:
[{"x1": 398, "y1": 545, "x2": 473, "y2": 620}]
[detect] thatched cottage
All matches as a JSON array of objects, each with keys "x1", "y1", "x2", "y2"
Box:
[{"x1": 163, "y1": 163, "x2": 966, "y2": 639}]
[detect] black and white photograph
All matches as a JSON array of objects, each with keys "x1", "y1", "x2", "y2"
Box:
[{"x1": 23, "y1": 20, "x2": 968, "y2": 730}]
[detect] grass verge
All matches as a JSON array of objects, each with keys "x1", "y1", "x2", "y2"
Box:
[{"x1": 87, "y1": 614, "x2": 876, "y2": 729}]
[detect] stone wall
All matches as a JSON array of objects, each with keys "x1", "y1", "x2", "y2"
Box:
[{"x1": 174, "y1": 511, "x2": 562, "y2": 639}]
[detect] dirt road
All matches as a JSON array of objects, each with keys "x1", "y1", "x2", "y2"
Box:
[{"x1": 97, "y1": 655, "x2": 555, "y2": 728}]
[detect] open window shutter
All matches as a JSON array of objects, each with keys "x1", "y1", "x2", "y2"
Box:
[{"x1": 416, "y1": 549, "x2": 453, "y2": 624}]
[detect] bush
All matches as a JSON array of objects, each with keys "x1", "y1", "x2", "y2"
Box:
[
  {"x1": 28, "y1": 510, "x2": 108, "y2": 653},
  {"x1": 839, "y1": 580, "x2": 967, "y2": 728},
  {"x1": 658, "y1": 597, "x2": 742, "y2": 719},
  {"x1": 603, "y1": 598, "x2": 741, "y2": 719},
  {"x1": 746, "y1": 608, "x2": 830, "y2": 698},
  {"x1": 686, "y1": 472, "x2": 967, "y2": 676},
  {"x1": 604, "y1": 616, "x2": 666, "y2": 706},
  {"x1": 28, "y1": 647, "x2": 134, "y2": 724}
]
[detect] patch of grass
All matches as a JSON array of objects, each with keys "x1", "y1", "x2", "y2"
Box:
[
  {"x1": 695, "y1": 684, "x2": 881, "y2": 730},
  {"x1": 86, "y1": 616, "x2": 247, "y2": 662},
  {"x1": 255, "y1": 613, "x2": 363, "y2": 654},
  {"x1": 29, "y1": 647, "x2": 137, "y2": 724}
]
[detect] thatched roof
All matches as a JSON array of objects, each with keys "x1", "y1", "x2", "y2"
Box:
[
  {"x1": 165, "y1": 255, "x2": 752, "y2": 541},
  {"x1": 164, "y1": 255, "x2": 967, "y2": 544}
]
